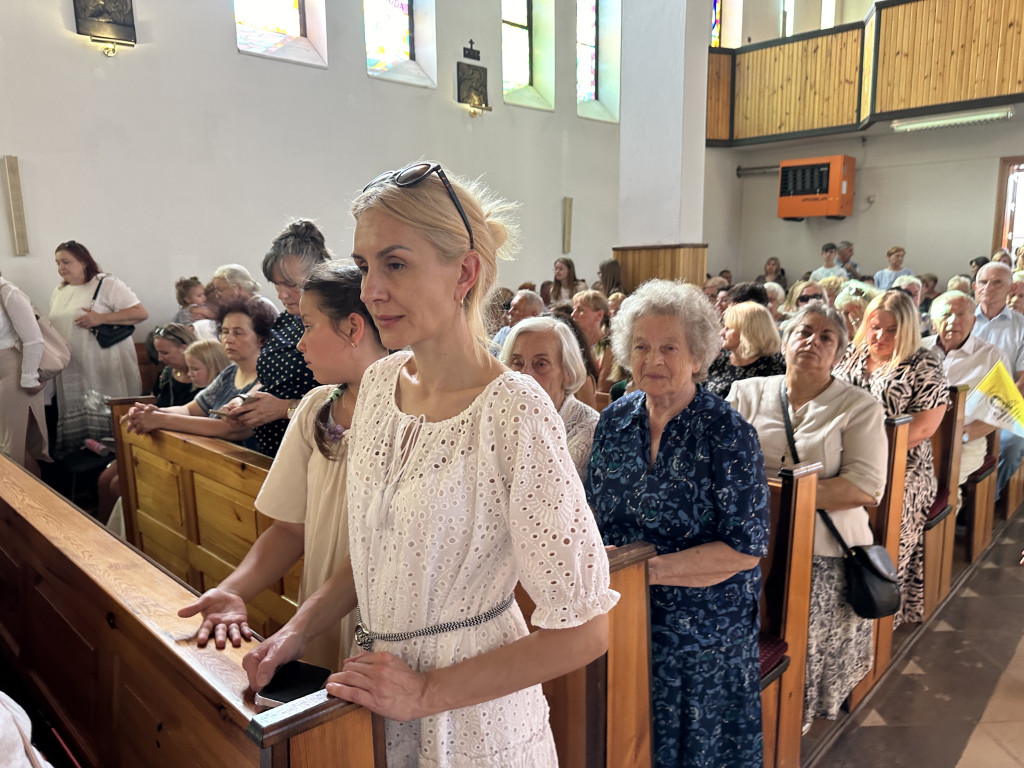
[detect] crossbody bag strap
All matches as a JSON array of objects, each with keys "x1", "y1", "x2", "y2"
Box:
[
  {"x1": 779, "y1": 378, "x2": 852, "y2": 554},
  {"x1": 778, "y1": 377, "x2": 801, "y2": 464},
  {"x1": 89, "y1": 276, "x2": 106, "y2": 309}
]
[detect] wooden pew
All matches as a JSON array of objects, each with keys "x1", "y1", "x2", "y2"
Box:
[
  {"x1": 110, "y1": 397, "x2": 298, "y2": 639},
  {"x1": 112, "y1": 399, "x2": 656, "y2": 767},
  {"x1": 962, "y1": 430, "x2": 1000, "y2": 563},
  {"x1": 761, "y1": 462, "x2": 820, "y2": 768},
  {"x1": 922, "y1": 386, "x2": 966, "y2": 621},
  {"x1": 0, "y1": 456, "x2": 380, "y2": 768},
  {"x1": 516, "y1": 542, "x2": 656, "y2": 768},
  {"x1": 1000, "y1": 460, "x2": 1024, "y2": 521},
  {"x1": 848, "y1": 415, "x2": 912, "y2": 710}
]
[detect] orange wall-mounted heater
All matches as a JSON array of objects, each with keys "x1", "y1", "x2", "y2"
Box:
[{"x1": 777, "y1": 155, "x2": 855, "y2": 220}]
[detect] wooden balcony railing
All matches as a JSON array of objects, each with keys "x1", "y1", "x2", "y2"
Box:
[{"x1": 707, "y1": 0, "x2": 1024, "y2": 145}]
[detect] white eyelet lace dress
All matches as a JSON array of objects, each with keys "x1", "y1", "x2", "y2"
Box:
[{"x1": 346, "y1": 352, "x2": 619, "y2": 768}]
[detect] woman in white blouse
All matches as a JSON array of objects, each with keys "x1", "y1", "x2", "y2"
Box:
[
  {"x1": 728, "y1": 302, "x2": 888, "y2": 731},
  {"x1": 49, "y1": 241, "x2": 148, "y2": 457},
  {"x1": 242, "y1": 162, "x2": 617, "y2": 767},
  {"x1": 0, "y1": 273, "x2": 49, "y2": 475},
  {"x1": 500, "y1": 315, "x2": 600, "y2": 479}
]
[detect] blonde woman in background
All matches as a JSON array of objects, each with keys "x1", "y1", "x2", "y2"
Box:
[
  {"x1": 833, "y1": 290, "x2": 948, "y2": 627},
  {"x1": 705, "y1": 302, "x2": 785, "y2": 398},
  {"x1": 780, "y1": 280, "x2": 829, "y2": 316},
  {"x1": 818, "y1": 275, "x2": 846, "y2": 307}
]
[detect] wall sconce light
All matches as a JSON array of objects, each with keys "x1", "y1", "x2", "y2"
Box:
[
  {"x1": 90, "y1": 36, "x2": 135, "y2": 57},
  {"x1": 457, "y1": 62, "x2": 491, "y2": 117},
  {"x1": 74, "y1": 0, "x2": 137, "y2": 56}
]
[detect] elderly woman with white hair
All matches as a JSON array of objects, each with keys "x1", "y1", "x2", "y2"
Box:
[
  {"x1": 586, "y1": 279, "x2": 769, "y2": 768},
  {"x1": 211, "y1": 263, "x2": 280, "y2": 318},
  {"x1": 501, "y1": 316, "x2": 599, "y2": 478}
]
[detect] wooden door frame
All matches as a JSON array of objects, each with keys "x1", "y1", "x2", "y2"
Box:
[{"x1": 992, "y1": 155, "x2": 1024, "y2": 256}]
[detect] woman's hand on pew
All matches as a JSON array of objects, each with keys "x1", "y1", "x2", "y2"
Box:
[
  {"x1": 126, "y1": 403, "x2": 163, "y2": 434},
  {"x1": 229, "y1": 392, "x2": 290, "y2": 427},
  {"x1": 178, "y1": 588, "x2": 253, "y2": 649},
  {"x1": 243, "y1": 628, "x2": 308, "y2": 691}
]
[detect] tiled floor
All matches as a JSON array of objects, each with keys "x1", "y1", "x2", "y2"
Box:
[{"x1": 814, "y1": 513, "x2": 1024, "y2": 767}]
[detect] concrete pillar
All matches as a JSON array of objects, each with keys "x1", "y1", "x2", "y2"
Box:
[{"x1": 618, "y1": 0, "x2": 711, "y2": 246}]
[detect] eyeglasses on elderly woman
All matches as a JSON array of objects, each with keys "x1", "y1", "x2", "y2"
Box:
[{"x1": 363, "y1": 162, "x2": 476, "y2": 251}]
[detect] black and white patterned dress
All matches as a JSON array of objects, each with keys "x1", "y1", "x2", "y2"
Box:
[{"x1": 833, "y1": 345, "x2": 948, "y2": 627}]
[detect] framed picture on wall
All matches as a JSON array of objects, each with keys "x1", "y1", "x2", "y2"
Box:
[{"x1": 73, "y1": 0, "x2": 137, "y2": 44}]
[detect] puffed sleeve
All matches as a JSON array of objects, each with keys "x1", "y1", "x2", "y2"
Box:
[
  {"x1": 95, "y1": 275, "x2": 141, "y2": 313},
  {"x1": 1, "y1": 283, "x2": 44, "y2": 387},
  {"x1": 707, "y1": 408, "x2": 770, "y2": 559},
  {"x1": 503, "y1": 389, "x2": 619, "y2": 629},
  {"x1": 256, "y1": 387, "x2": 329, "y2": 522}
]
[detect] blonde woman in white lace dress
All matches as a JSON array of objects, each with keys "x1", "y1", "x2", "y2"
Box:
[{"x1": 243, "y1": 163, "x2": 618, "y2": 767}]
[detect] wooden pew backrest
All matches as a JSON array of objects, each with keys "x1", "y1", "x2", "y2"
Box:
[
  {"x1": 109, "y1": 397, "x2": 300, "y2": 638},
  {"x1": 0, "y1": 457, "x2": 376, "y2": 768}
]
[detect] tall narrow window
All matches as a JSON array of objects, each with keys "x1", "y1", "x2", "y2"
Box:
[
  {"x1": 502, "y1": 0, "x2": 532, "y2": 93},
  {"x1": 711, "y1": 0, "x2": 722, "y2": 47},
  {"x1": 576, "y1": 0, "x2": 598, "y2": 103},
  {"x1": 365, "y1": 0, "x2": 414, "y2": 75},
  {"x1": 576, "y1": 0, "x2": 619, "y2": 122},
  {"x1": 234, "y1": 0, "x2": 326, "y2": 68}
]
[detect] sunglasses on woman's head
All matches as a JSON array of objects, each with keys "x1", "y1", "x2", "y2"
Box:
[
  {"x1": 363, "y1": 162, "x2": 475, "y2": 251},
  {"x1": 154, "y1": 326, "x2": 191, "y2": 345},
  {"x1": 798, "y1": 294, "x2": 825, "y2": 304}
]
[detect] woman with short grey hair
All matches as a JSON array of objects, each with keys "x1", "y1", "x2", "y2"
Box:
[
  {"x1": 588, "y1": 279, "x2": 769, "y2": 766},
  {"x1": 730, "y1": 301, "x2": 886, "y2": 732},
  {"x1": 211, "y1": 263, "x2": 279, "y2": 319},
  {"x1": 501, "y1": 316, "x2": 597, "y2": 478}
]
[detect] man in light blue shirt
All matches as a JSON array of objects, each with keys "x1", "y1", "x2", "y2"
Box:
[
  {"x1": 874, "y1": 246, "x2": 913, "y2": 290},
  {"x1": 972, "y1": 262, "x2": 1024, "y2": 494}
]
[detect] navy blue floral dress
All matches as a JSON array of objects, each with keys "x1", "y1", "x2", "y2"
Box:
[{"x1": 586, "y1": 388, "x2": 769, "y2": 768}]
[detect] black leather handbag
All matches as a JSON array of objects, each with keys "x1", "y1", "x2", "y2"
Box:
[
  {"x1": 816, "y1": 509, "x2": 901, "y2": 619},
  {"x1": 89, "y1": 277, "x2": 135, "y2": 348}
]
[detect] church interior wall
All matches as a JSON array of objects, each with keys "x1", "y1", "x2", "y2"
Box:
[{"x1": 0, "y1": 1, "x2": 620, "y2": 328}]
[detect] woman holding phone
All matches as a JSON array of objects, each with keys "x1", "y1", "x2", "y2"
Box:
[{"x1": 240, "y1": 163, "x2": 617, "y2": 766}]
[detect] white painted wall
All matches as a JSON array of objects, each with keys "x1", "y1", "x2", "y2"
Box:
[
  {"x1": 704, "y1": 119, "x2": 1023, "y2": 286},
  {"x1": 0, "y1": 0, "x2": 620, "y2": 330}
]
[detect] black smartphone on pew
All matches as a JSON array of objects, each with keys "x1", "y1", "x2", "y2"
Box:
[{"x1": 255, "y1": 660, "x2": 332, "y2": 708}]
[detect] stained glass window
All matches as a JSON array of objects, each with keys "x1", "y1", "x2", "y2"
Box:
[
  {"x1": 502, "y1": 0, "x2": 532, "y2": 93},
  {"x1": 711, "y1": 0, "x2": 722, "y2": 47},
  {"x1": 235, "y1": 0, "x2": 304, "y2": 55},
  {"x1": 576, "y1": 0, "x2": 597, "y2": 103},
  {"x1": 365, "y1": 0, "x2": 414, "y2": 75}
]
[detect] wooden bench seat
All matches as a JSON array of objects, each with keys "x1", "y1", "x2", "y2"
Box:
[
  {"x1": 0, "y1": 456, "x2": 378, "y2": 768},
  {"x1": 962, "y1": 431, "x2": 1000, "y2": 563},
  {"x1": 760, "y1": 462, "x2": 820, "y2": 768},
  {"x1": 848, "y1": 415, "x2": 912, "y2": 709},
  {"x1": 923, "y1": 386, "x2": 966, "y2": 621}
]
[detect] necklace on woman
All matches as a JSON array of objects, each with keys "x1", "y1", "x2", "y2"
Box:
[
  {"x1": 172, "y1": 368, "x2": 190, "y2": 383},
  {"x1": 327, "y1": 385, "x2": 349, "y2": 442}
]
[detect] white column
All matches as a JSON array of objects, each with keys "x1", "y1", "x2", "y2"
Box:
[{"x1": 618, "y1": 0, "x2": 711, "y2": 245}]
